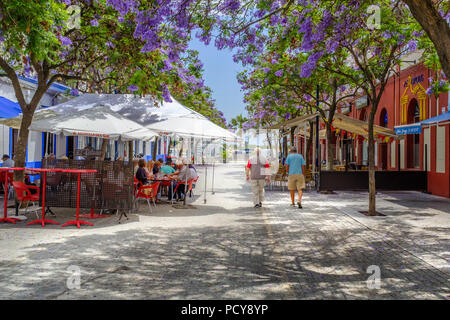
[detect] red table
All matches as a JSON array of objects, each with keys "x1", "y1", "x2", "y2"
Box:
[
  {"x1": 26, "y1": 168, "x2": 60, "y2": 227},
  {"x1": 0, "y1": 167, "x2": 24, "y2": 224},
  {"x1": 61, "y1": 169, "x2": 97, "y2": 228}
]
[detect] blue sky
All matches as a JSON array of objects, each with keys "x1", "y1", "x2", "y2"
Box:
[{"x1": 188, "y1": 38, "x2": 246, "y2": 123}]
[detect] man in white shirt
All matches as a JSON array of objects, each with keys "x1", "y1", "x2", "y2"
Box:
[{"x1": 245, "y1": 148, "x2": 270, "y2": 208}]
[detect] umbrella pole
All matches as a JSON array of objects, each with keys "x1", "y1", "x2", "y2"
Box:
[
  {"x1": 183, "y1": 137, "x2": 191, "y2": 206},
  {"x1": 211, "y1": 160, "x2": 215, "y2": 195},
  {"x1": 203, "y1": 163, "x2": 207, "y2": 204}
]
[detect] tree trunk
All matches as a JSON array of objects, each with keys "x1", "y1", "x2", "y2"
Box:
[
  {"x1": 325, "y1": 123, "x2": 334, "y2": 171},
  {"x1": 100, "y1": 139, "x2": 108, "y2": 160},
  {"x1": 13, "y1": 111, "x2": 34, "y2": 182},
  {"x1": 153, "y1": 137, "x2": 158, "y2": 160},
  {"x1": 266, "y1": 130, "x2": 273, "y2": 157},
  {"x1": 282, "y1": 131, "x2": 288, "y2": 160},
  {"x1": 167, "y1": 137, "x2": 172, "y2": 157},
  {"x1": 306, "y1": 121, "x2": 314, "y2": 169},
  {"x1": 290, "y1": 126, "x2": 296, "y2": 148},
  {"x1": 403, "y1": 0, "x2": 450, "y2": 78},
  {"x1": 178, "y1": 138, "x2": 184, "y2": 158},
  {"x1": 128, "y1": 140, "x2": 133, "y2": 169},
  {"x1": 367, "y1": 104, "x2": 377, "y2": 216}
]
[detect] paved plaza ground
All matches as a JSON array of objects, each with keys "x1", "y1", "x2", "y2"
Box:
[{"x1": 0, "y1": 163, "x2": 448, "y2": 299}]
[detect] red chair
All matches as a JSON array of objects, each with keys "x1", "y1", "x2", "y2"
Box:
[
  {"x1": 190, "y1": 176, "x2": 199, "y2": 197},
  {"x1": 135, "y1": 181, "x2": 160, "y2": 213},
  {"x1": 12, "y1": 181, "x2": 40, "y2": 219},
  {"x1": 173, "y1": 179, "x2": 194, "y2": 201}
]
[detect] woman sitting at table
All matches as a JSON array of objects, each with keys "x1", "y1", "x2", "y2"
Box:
[
  {"x1": 145, "y1": 160, "x2": 154, "y2": 180},
  {"x1": 135, "y1": 159, "x2": 149, "y2": 186},
  {"x1": 153, "y1": 160, "x2": 162, "y2": 176}
]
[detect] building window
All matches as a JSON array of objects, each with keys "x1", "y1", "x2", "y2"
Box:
[{"x1": 379, "y1": 108, "x2": 388, "y2": 127}]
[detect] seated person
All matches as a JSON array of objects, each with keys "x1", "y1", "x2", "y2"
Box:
[
  {"x1": 188, "y1": 164, "x2": 198, "y2": 189},
  {"x1": 161, "y1": 160, "x2": 176, "y2": 175},
  {"x1": 153, "y1": 161, "x2": 162, "y2": 175},
  {"x1": 2, "y1": 154, "x2": 14, "y2": 167},
  {"x1": 135, "y1": 159, "x2": 153, "y2": 196},
  {"x1": 133, "y1": 158, "x2": 140, "y2": 176},
  {"x1": 145, "y1": 160, "x2": 154, "y2": 180},
  {"x1": 135, "y1": 159, "x2": 149, "y2": 186},
  {"x1": 168, "y1": 160, "x2": 192, "y2": 201}
]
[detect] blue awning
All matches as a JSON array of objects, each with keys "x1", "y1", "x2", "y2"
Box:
[
  {"x1": 421, "y1": 112, "x2": 450, "y2": 125},
  {"x1": 0, "y1": 96, "x2": 22, "y2": 119}
]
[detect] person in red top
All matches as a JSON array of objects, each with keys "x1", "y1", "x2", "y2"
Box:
[{"x1": 245, "y1": 148, "x2": 270, "y2": 208}]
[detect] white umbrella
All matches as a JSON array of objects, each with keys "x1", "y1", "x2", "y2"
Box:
[
  {"x1": 146, "y1": 114, "x2": 239, "y2": 142},
  {"x1": 29, "y1": 105, "x2": 159, "y2": 141},
  {"x1": 39, "y1": 93, "x2": 207, "y2": 126}
]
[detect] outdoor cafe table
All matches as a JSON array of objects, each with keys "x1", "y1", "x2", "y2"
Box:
[
  {"x1": 61, "y1": 169, "x2": 97, "y2": 229},
  {"x1": 0, "y1": 167, "x2": 24, "y2": 224},
  {"x1": 26, "y1": 168, "x2": 60, "y2": 227},
  {"x1": 151, "y1": 176, "x2": 176, "y2": 204}
]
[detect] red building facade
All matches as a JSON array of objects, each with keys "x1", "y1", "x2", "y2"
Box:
[
  {"x1": 339, "y1": 62, "x2": 450, "y2": 198},
  {"x1": 293, "y1": 61, "x2": 449, "y2": 198}
]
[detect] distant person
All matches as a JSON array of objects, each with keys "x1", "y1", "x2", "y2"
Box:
[
  {"x1": 285, "y1": 147, "x2": 306, "y2": 209},
  {"x1": 245, "y1": 148, "x2": 270, "y2": 208},
  {"x1": 1, "y1": 155, "x2": 14, "y2": 168}
]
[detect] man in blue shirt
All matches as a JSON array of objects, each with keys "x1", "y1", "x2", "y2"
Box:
[{"x1": 285, "y1": 148, "x2": 306, "y2": 208}]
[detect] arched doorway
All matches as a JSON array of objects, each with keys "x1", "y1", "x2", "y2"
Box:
[
  {"x1": 406, "y1": 99, "x2": 420, "y2": 168},
  {"x1": 379, "y1": 108, "x2": 388, "y2": 170}
]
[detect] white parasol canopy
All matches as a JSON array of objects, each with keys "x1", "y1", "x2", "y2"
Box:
[
  {"x1": 147, "y1": 114, "x2": 239, "y2": 142},
  {"x1": 39, "y1": 93, "x2": 208, "y2": 126},
  {"x1": 29, "y1": 105, "x2": 158, "y2": 141}
]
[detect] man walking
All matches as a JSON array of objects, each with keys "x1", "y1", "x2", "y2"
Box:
[
  {"x1": 285, "y1": 147, "x2": 306, "y2": 208},
  {"x1": 246, "y1": 148, "x2": 270, "y2": 208}
]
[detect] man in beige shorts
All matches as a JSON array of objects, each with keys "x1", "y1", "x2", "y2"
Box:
[{"x1": 285, "y1": 147, "x2": 306, "y2": 208}]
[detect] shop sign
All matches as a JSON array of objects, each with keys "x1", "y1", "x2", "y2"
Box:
[
  {"x1": 404, "y1": 74, "x2": 423, "y2": 87},
  {"x1": 395, "y1": 124, "x2": 421, "y2": 135}
]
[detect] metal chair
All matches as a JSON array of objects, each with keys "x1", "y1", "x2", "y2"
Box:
[
  {"x1": 12, "y1": 181, "x2": 41, "y2": 219},
  {"x1": 135, "y1": 181, "x2": 161, "y2": 213}
]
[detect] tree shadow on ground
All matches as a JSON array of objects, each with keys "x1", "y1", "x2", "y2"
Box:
[{"x1": 0, "y1": 206, "x2": 448, "y2": 300}]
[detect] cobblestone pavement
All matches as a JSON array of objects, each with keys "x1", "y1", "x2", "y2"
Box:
[{"x1": 0, "y1": 163, "x2": 448, "y2": 299}]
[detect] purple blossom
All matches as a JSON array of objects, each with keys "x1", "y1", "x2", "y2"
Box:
[
  {"x1": 127, "y1": 85, "x2": 138, "y2": 92},
  {"x1": 91, "y1": 19, "x2": 99, "y2": 27},
  {"x1": 222, "y1": 0, "x2": 240, "y2": 12},
  {"x1": 59, "y1": 36, "x2": 72, "y2": 46},
  {"x1": 70, "y1": 88, "x2": 79, "y2": 96},
  {"x1": 407, "y1": 40, "x2": 418, "y2": 52},
  {"x1": 162, "y1": 86, "x2": 172, "y2": 102},
  {"x1": 275, "y1": 70, "x2": 283, "y2": 77}
]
